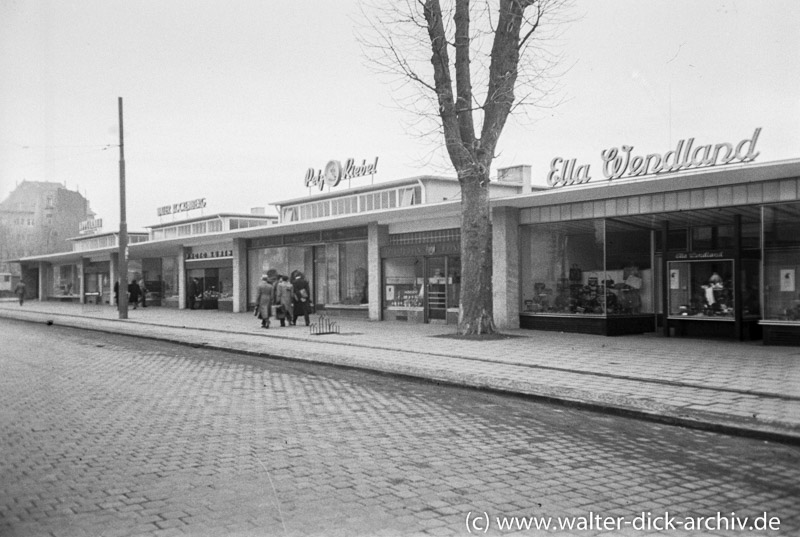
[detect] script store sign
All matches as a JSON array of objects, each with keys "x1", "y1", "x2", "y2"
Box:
[
  {"x1": 305, "y1": 157, "x2": 379, "y2": 191},
  {"x1": 547, "y1": 128, "x2": 762, "y2": 188}
]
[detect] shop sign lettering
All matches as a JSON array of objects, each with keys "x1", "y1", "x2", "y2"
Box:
[
  {"x1": 674, "y1": 251, "x2": 725, "y2": 260},
  {"x1": 547, "y1": 128, "x2": 762, "y2": 188},
  {"x1": 186, "y1": 249, "x2": 233, "y2": 260},
  {"x1": 305, "y1": 157, "x2": 379, "y2": 191},
  {"x1": 79, "y1": 218, "x2": 103, "y2": 233},
  {"x1": 157, "y1": 198, "x2": 207, "y2": 217}
]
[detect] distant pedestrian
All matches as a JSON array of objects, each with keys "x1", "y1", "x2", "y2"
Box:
[
  {"x1": 292, "y1": 272, "x2": 312, "y2": 327},
  {"x1": 113, "y1": 281, "x2": 119, "y2": 305},
  {"x1": 128, "y1": 279, "x2": 140, "y2": 310},
  {"x1": 14, "y1": 280, "x2": 26, "y2": 306},
  {"x1": 255, "y1": 274, "x2": 274, "y2": 329},
  {"x1": 188, "y1": 278, "x2": 199, "y2": 309},
  {"x1": 138, "y1": 277, "x2": 148, "y2": 308},
  {"x1": 274, "y1": 275, "x2": 294, "y2": 327}
]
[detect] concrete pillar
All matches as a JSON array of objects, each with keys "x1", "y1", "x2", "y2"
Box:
[
  {"x1": 367, "y1": 222, "x2": 389, "y2": 321},
  {"x1": 178, "y1": 247, "x2": 187, "y2": 309},
  {"x1": 110, "y1": 253, "x2": 118, "y2": 306},
  {"x1": 492, "y1": 206, "x2": 520, "y2": 330},
  {"x1": 79, "y1": 258, "x2": 87, "y2": 304},
  {"x1": 232, "y1": 238, "x2": 248, "y2": 313},
  {"x1": 38, "y1": 262, "x2": 46, "y2": 302}
]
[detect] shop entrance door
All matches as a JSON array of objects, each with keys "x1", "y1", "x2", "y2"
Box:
[{"x1": 426, "y1": 257, "x2": 447, "y2": 322}]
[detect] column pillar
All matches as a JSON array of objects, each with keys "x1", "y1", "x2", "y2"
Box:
[
  {"x1": 661, "y1": 221, "x2": 670, "y2": 337},
  {"x1": 109, "y1": 253, "x2": 118, "y2": 306},
  {"x1": 178, "y1": 247, "x2": 187, "y2": 309},
  {"x1": 492, "y1": 206, "x2": 520, "y2": 330},
  {"x1": 38, "y1": 262, "x2": 46, "y2": 302},
  {"x1": 367, "y1": 222, "x2": 389, "y2": 321},
  {"x1": 232, "y1": 238, "x2": 248, "y2": 313},
  {"x1": 79, "y1": 258, "x2": 87, "y2": 304}
]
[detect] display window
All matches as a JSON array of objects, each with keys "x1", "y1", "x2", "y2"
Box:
[
  {"x1": 141, "y1": 258, "x2": 163, "y2": 303},
  {"x1": 248, "y1": 246, "x2": 313, "y2": 304},
  {"x1": 247, "y1": 241, "x2": 367, "y2": 307},
  {"x1": 323, "y1": 241, "x2": 368, "y2": 305},
  {"x1": 84, "y1": 261, "x2": 110, "y2": 304},
  {"x1": 162, "y1": 257, "x2": 179, "y2": 300},
  {"x1": 52, "y1": 264, "x2": 79, "y2": 297},
  {"x1": 519, "y1": 219, "x2": 653, "y2": 316},
  {"x1": 668, "y1": 260, "x2": 735, "y2": 319},
  {"x1": 186, "y1": 267, "x2": 228, "y2": 309},
  {"x1": 763, "y1": 202, "x2": 800, "y2": 322},
  {"x1": 383, "y1": 255, "x2": 460, "y2": 322},
  {"x1": 384, "y1": 256, "x2": 423, "y2": 310}
]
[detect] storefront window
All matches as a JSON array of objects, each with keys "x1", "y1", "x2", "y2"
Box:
[
  {"x1": 763, "y1": 202, "x2": 800, "y2": 321},
  {"x1": 123, "y1": 260, "x2": 140, "y2": 283},
  {"x1": 53, "y1": 264, "x2": 79, "y2": 297},
  {"x1": 384, "y1": 257, "x2": 423, "y2": 309},
  {"x1": 219, "y1": 267, "x2": 233, "y2": 300},
  {"x1": 446, "y1": 256, "x2": 461, "y2": 309},
  {"x1": 141, "y1": 258, "x2": 162, "y2": 300},
  {"x1": 248, "y1": 246, "x2": 314, "y2": 304},
  {"x1": 162, "y1": 257, "x2": 179, "y2": 299},
  {"x1": 84, "y1": 261, "x2": 110, "y2": 305},
  {"x1": 336, "y1": 241, "x2": 368, "y2": 305},
  {"x1": 668, "y1": 260, "x2": 735, "y2": 319},
  {"x1": 520, "y1": 220, "x2": 605, "y2": 315},
  {"x1": 247, "y1": 241, "x2": 367, "y2": 307},
  {"x1": 520, "y1": 219, "x2": 654, "y2": 316},
  {"x1": 605, "y1": 220, "x2": 653, "y2": 315}
]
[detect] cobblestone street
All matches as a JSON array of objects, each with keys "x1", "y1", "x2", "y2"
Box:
[{"x1": 2, "y1": 320, "x2": 799, "y2": 536}]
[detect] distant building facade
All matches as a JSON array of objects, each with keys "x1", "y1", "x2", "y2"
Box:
[{"x1": 0, "y1": 181, "x2": 93, "y2": 275}]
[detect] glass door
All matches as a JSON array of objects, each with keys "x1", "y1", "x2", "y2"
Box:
[{"x1": 426, "y1": 257, "x2": 447, "y2": 322}]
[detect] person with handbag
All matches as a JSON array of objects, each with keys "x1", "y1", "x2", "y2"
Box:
[
  {"x1": 291, "y1": 272, "x2": 313, "y2": 327},
  {"x1": 254, "y1": 274, "x2": 274, "y2": 329}
]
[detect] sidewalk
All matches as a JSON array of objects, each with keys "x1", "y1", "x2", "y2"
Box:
[{"x1": 2, "y1": 299, "x2": 799, "y2": 444}]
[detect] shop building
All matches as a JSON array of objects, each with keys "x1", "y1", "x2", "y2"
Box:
[
  {"x1": 14, "y1": 140, "x2": 800, "y2": 345},
  {"x1": 16, "y1": 229, "x2": 149, "y2": 305},
  {"x1": 490, "y1": 149, "x2": 800, "y2": 344},
  {"x1": 245, "y1": 172, "x2": 530, "y2": 322},
  {"x1": 131, "y1": 211, "x2": 278, "y2": 310}
]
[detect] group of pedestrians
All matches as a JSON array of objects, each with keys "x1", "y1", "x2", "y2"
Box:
[
  {"x1": 255, "y1": 270, "x2": 313, "y2": 329},
  {"x1": 113, "y1": 278, "x2": 148, "y2": 309}
]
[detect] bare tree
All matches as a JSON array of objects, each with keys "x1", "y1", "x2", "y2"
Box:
[{"x1": 359, "y1": 0, "x2": 570, "y2": 335}]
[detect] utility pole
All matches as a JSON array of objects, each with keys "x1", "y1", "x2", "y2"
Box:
[{"x1": 117, "y1": 97, "x2": 129, "y2": 319}]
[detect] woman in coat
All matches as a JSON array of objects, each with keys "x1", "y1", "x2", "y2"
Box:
[
  {"x1": 274, "y1": 275, "x2": 295, "y2": 326},
  {"x1": 292, "y1": 272, "x2": 312, "y2": 326},
  {"x1": 255, "y1": 274, "x2": 274, "y2": 328},
  {"x1": 127, "y1": 279, "x2": 141, "y2": 310}
]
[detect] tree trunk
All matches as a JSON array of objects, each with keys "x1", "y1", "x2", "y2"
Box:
[{"x1": 458, "y1": 169, "x2": 496, "y2": 335}]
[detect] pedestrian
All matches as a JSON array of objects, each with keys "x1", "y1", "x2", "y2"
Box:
[
  {"x1": 188, "y1": 278, "x2": 198, "y2": 310},
  {"x1": 128, "y1": 279, "x2": 141, "y2": 310},
  {"x1": 292, "y1": 271, "x2": 313, "y2": 327},
  {"x1": 14, "y1": 280, "x2": 26, "y2": 306},
  {"x1": 138, "y1": 277, "x2": 148, "y2": 307},
  {"x1": 255, "y1": 274, "x2": 273, "y2": 329},
  {"x1": 274, "y1": 275, "x2": 294, "y2": 326}
]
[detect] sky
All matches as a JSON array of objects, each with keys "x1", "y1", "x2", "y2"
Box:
[{"x1": 1, "y1": 0, "x2": 798, "y2": 231}]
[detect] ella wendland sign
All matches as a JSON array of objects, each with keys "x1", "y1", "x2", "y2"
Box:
[
  {"x1": 157, "y1": 198, "x2": 207, "y2": 217},
  {"x1": 547, "y1": 128, "x2": 762, "y2": 188},
  {"x1": 305, "y1": 157, "x2": 379, "y2": 191}
]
